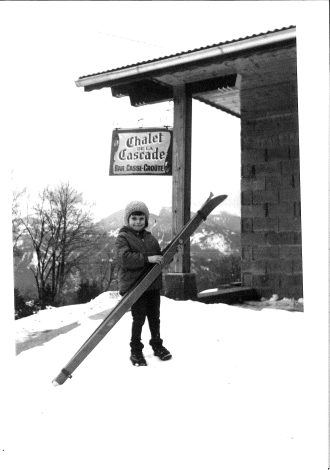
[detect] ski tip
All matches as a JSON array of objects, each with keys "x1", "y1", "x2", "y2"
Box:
[
  {"x1": 206, "y1": 193, "x2": 227, "y2": 202},
  {"x1": 214, "y1": 194, "x2": 228, "y2": 204},
  {"x1": 52, "y1": 380, "x2": 60, "y2": 387}
]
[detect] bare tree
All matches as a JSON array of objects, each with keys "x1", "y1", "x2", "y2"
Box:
[
  {"x1": 78, "y1": 231, "x2": 118, "y2": 293},
  {"x1": 20, "y1": 182, "x2": 99, "y2": 307},
  {"x1": 12, "y1": 188, "x2": 27, "y2": 256}
]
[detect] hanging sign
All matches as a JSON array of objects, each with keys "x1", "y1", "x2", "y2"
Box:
[{"x1": 109, "y1": 127, "x2": 172, "y2": 176}]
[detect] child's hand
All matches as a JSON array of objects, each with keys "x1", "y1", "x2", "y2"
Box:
[{"x1": 148, "y1": 255, "x2": 163, "y2": 265}]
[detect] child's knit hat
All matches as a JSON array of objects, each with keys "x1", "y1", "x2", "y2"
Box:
[{"x1": 124, "y1": 201, "x2": 150, "y2": 226}]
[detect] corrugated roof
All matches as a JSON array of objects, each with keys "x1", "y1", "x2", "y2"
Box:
[{"x1": 79, "y1": 26, "x2": 295, "y2": 80}]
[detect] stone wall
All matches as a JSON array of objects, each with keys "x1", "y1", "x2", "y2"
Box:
[{"x1": 240, "y1": 82, "x2": 303, "y2": 299}]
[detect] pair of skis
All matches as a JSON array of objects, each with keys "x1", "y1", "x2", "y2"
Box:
[{"x1": 52, "y1": 193, "x2": 227, "y2": 385}]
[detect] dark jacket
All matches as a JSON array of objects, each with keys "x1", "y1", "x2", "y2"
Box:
[{"x1": 115, "y1": 226, "x2": 162, "y2": 294}]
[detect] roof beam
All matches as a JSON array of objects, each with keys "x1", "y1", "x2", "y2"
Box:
[
  {"x1": 108, "y1": 74, "x2": 240, "y2": 109},
  {"x1": 111, "y1": 79, "x2": 173, "y2": 106},
  {"x1": 76, "y1": 28, "x2": 296, "y2": 91}
]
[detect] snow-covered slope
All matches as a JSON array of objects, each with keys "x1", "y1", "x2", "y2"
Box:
[
  {"x1": 97, "y1": 207, "x2": 241, "y2": 254},
  {"x1": 3, "y1": 294, "x2": 326, "y2": 470},
  {"x1": 14, "y1": 208, "x2": 240, "y2": 297}
]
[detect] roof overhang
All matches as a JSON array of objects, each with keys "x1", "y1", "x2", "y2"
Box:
[{"x1": 75, "y1": 27, "x2": 297, "y2": 118}]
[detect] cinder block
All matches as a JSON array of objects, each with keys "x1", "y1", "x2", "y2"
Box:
[
  {"x1": 292, "y1": 258, "x2": 303, "y2": 273},
  {"x1": 280, "y1": 246, "x2": 302, "y2": 259},
  {"x1": 294, "y1": 232, "x2": 302, "y2": 244},
  {"x1": 252, "y1": 120, "x2": 276, "y2": 134},
  {"x1": 267, "y1": 232, "x2": 296, "y2": 245},
  {"x1": 280, "y1": 188, "x2": 301, "y2": 203},
  {"x1": 257, "y1": 287, "x2": 278, "y2": 298},
  {"x1": 241, "y1": 218, "x2": 253, "y2": 233},
  {"x1": 267, "y1": 147, "x2": 290, "y2": 160},
  {"x1": 241, "y1": 148, "x2": 265, "y2": 163},
  {"x1": 288, "y1": 144, "x2": 300, "y2": 159},
  {"x1": 278, "y1": 175, "x2": 296, "y2": 189},
  {"x1": 241, "y1": 121, "x2": 256, "y2": 136},
  {"x1": 241, "y1": 164, "x2": 256, "y2": 178},
  {"x1": 283, "y1": 274, "x2": 303, "y2": 287},
  {"x1": 253, "y1": 116, "x2": 298, "y2": 135},
  {"x1": 253, "y1": 217, "x2": 278, "y2": 232},
  {"x1": 278, "y1": 285, "x2": 303, "y2": 299},
  {"x1": 241, "y1": 190, "x2": 253, "y2": 205},
  {"x1": 252, "y1": 273, "x2": 281, "y2": 290},
  {"x1": 242, "y1": 137, "x2": 270, "y2": 149},
  {"x1": 241, "y1": 205, "x2": 266, "y2": 218},
  {"x1": 242, "y1": 260, "x2": 267, "y2": 274},
  {"x1": 266, "y1": 259, "x2": 293, "y2": 274},
  {"x1": 293, "y1": 202, "x2": 301, "y2": 217},
  {"x1": 265, "y1": 175, "x2": 282, "y2": 190},
  {"x1": 255, "y1": 162, "x2": 281, "y2": 176},
  {"x1": 242, "y1": 177, "x2": 265, "y2": 191},
  {"x1": 253, "y1": 189, "x2": 279, "y2": 204},
  {"x1": 164, "y1": 273, "x2": 197, "y2": 300},
  {"x1": 292, "y1": 174, "x2": 300, "y2": 188},
  {"x1": 242, "y1": 246, "x2": 253, "y2": 260},
  {"x1": 288, "y1": 175, "x2": 300, "y2": 190},
  {"x1": 268, "y1": 202, "x2": 293, "y2": 217},
  {"x1": 261, "y1": 135, "x2": 281, "y2": 147},
  {"x1": 241, "y1": 233, "x2": 267, "y2": 246},
  {"x1": 279, "y1": 217, "x2": 302, "y2": 232},
  {"x1": 253, "y1": 246, "x2": 280, "y2": 259},
  {"x1": 281, "y1": 159, "x2": 300, "y2": 175}
]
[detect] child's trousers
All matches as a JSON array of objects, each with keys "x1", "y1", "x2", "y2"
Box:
[{"x1": 130, "y1": 290, "x2": 163, "y2": 352}]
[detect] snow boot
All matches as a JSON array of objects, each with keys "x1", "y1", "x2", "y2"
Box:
[
  {"x1": 153, "y1": 345, "x2": 172, "y2": 361},
  {"x1": 130, "y1": 350, "x2": 147, "y2": 367}
]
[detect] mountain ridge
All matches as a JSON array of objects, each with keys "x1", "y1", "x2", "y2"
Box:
[
  {"x1": 14, "y1": 207, "x2": 241, "y2": 298},
  {"x1": 96, "y1": 207, "x2": 240, "y2": 234}
]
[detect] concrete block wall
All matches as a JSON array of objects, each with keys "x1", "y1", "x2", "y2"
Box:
[{"x1": 240, "y1": 83, "x2": 303, "y2": 299}]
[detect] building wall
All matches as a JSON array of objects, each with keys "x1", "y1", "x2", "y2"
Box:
[{"x1": 240, "y1": 81, "x2": 303, "y2": 299}]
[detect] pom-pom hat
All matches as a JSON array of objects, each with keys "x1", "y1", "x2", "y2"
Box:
[{"x1": 124, "y1": 201, "x2": 150, "y2": 227}]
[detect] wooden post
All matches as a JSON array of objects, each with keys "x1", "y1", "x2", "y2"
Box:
[
  {"x1": 164, "y1": 85, "x2": 197, "y2": 300},
  {"x1": 172, "y1": 85, "x2": 192, "y2": 273}
]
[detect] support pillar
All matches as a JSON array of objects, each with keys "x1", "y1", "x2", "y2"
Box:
[
  {"x1": 164, "y1": 85, "x2": 197, "y2": 300},
  {"x1": 240, "y1": 80, "x2": 302, "y2": 299}
]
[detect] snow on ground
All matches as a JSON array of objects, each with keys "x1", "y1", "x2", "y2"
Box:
[
  {"x1": 190, "y1": 229, "x2": 231, "y2": 254},
  {"x1": 2, "y1": 294, "x2": 327, "y2": 470}
]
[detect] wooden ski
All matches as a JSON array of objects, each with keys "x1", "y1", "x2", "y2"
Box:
[{"x1": 52, "y1": 193, "x2": 227, "y2": 385}]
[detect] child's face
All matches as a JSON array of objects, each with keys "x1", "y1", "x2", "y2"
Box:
[{"x1": 128, "y1": 214, "x2": 146, "y2": 231}]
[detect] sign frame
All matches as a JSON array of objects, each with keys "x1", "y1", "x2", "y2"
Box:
[{"x1": 109, "y1": 127, "x2": 173, "y2": 176}]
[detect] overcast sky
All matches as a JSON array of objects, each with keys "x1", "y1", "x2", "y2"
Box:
[{"x1": 1, "y1": 1, "x2": 328, "y2": 221}]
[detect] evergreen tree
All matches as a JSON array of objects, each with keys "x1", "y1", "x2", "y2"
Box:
[{"x1": 14, "y1": 288, "x2": 35, "y2": 319}]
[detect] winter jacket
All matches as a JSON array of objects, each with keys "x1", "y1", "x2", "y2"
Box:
[{"x1": 115, "y1": 226, "x2": 162, "y2": 294}]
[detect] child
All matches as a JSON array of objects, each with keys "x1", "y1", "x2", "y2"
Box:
[{"x1": 115, "y1": 201, "x2": 172, "y2": 366}]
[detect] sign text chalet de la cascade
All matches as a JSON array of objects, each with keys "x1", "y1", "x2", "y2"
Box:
[{"x1": 110, "y1": 127, "x2": 172, "y2": 176}]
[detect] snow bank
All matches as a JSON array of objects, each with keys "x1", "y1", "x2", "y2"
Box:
[
  {"x1": 4, "y1": 295, "x2": 327, "y2": 470},
  {"x1": 15, "y1": 292, "x2": 121, "y2": 351}
]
